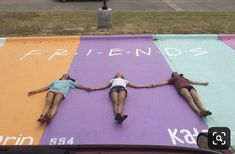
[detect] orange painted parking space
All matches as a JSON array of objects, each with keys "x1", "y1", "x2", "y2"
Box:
[{"x1": 0, "y1": 36, "x2": 80, "y2": 145}]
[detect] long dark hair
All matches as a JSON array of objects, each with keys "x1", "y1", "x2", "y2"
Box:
[
  {"x1": 59, "y1": 74, "x2": 76, "y2": 82},
  {"x1": 68, "y1": 77, "x2": 76, "y2": 82},
  {"x1": 114, "y1": 74, "x2": 125, "y2": 79},
  {"x1": 171, "y1": 72, "x2": 183, "y2": 78}
]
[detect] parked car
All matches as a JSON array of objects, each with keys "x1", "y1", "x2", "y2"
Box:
[{"x1": 61, "y1": 0, "x2": 104, "y2": 2}]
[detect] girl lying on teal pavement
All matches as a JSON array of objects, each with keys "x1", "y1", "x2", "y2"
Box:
[{"x1": 151, "y1": 72, "x2": 212, "y2": 117}]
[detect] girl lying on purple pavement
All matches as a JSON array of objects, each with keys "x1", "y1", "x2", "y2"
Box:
[{"x1": 91, "y1": 72, "x2": 152, "y2": 124}]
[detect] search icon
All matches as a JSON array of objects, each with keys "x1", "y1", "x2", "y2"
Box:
[
  {"x1": 216, "y1": 135, "x2": 223, "y2": 142},
  {"x1": 208, "y1": 127, "x2": 230, "y2": 150}
]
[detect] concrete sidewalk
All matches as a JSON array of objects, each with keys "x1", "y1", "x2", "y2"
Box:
[{"x1": 0, "y1": 0, "x2": 235, "y2": 12}]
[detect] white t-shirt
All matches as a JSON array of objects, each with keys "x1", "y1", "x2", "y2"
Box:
[{"x1": 109, "y1": 78, "x2": 130, "y2": 89}]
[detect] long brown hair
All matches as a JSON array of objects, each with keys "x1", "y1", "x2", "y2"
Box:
[
  {"x1": 59, "y1": 74, "x2": 76, "y2": 82},
  {"x1": 171, "y1": 72, "x2": 183, "y2": 78},
  {"x1": 114, "y1": 73, "x2": 125, "y2": 79}
]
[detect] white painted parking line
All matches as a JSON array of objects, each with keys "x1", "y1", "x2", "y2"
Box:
[{"x1": 161, "y1": 0, "x2": 184, "y2": 12}]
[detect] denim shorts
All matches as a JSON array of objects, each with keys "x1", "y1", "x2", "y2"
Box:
[{"x1": 109, "y1": 86, "x2": 127, "y2": 96}]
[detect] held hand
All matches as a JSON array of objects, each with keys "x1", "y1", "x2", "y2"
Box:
[
  {"x1": 147, "y1": 84, "x2": 156, "y2": 88},
  {"x1": 151, "y1": 84, "x2": 157, "y2": 87},
  {"x1": 146, "y1": 84, "x2": 154, "y2": 88},
  {"x1": 28, "y1": 90, "x2": 36, "y2": 96},
  {"x1": 86, "y1": 88, "x2": 95, "y2": 92}
]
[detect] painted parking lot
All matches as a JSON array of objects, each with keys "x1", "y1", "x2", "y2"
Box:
[{"x1": 0, "y1": 35, "x2": 234, "y2": 148}]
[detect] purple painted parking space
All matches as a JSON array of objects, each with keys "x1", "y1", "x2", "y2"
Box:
[
  {"x1": 39, "y1": 35, "x2": 207, "y2": 147},
  {"x1": 219, "y1": 34, "x2": 235, "y2": 50}
]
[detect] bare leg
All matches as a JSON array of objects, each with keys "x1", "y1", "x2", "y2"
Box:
[
  {"x1": 190, "y1": 89, "x2": 211, "y2": 116},
  {"x1": 116, "y1": 91, "x2": 128, "y2": 124},
  {"x1": 110, "y1": 92, "x2": 118, "y2": 115},
  {"x1": 46, "y1": 93, "x2": 64, "y2": 123},
  {"x1": 190, "y1": 89, "x2": 207, "y2": 112},
  {"x1": 42, "y1": 91, "x2": 55, "y2": 116},
  {"x1": 117, "y1": 91, "x2": 127, "y2": 114},
  {"x1": 37, "y1": 92, "x2": 55, "y2": 123},
  {"x1": 180, "y1": 88, "x2": 201, "y2": 116}
]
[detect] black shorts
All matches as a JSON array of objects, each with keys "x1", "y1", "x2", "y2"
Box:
[
  {"x1": 183, "y1": 85, "x2": 196, "y2": 92},
  {"x1": 109, "y1": 86, "x2": 127, "y2": 96}
]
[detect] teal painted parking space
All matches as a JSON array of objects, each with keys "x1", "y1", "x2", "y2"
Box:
[{"x1": 154, "y1": 34, "x2": 235, "y2": 147}]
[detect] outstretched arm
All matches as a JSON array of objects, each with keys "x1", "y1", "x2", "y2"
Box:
[
  {"x1": 151, "y1": 80, "x2": 170, "y2": 87},
  {"x1": 189, "y1": 80, "x2": 209, "y2": 85},
  {"x1": 28, "y1": 86, "x2": 49, "y2": 96},
  {"x1": 127, "y1": 82, "x2": 152, "y2": 88},
  {"x1": 93, "y1": 83, "x2": 112, "y2": 91},
  {"x1": 75, "y1": 84, "x2": 93, "y2": 91}
]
